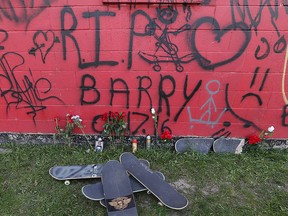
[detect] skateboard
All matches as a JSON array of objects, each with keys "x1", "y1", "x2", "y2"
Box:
[
  {"x1": 175, "y1": 137, "x2": 214, "y2": 154},
  {"x1": 213, "y1": 138, "x2": 245, "y2": 154},
  {"x1": 82, "y1": 171, "x2": 165, "y2": 202},
  {"x1": 120, "y1": 152, "x2": 188, "y2": 210},
  {"x1": 49, "y1": 159, "x2": 150, "y2": 185},
  {"x1": 138, "y1": 51, "x2": 194, "y2": 72},
  {"x1": 49, "y1": 164, "x2": 104, "y2": 185},
  {"x1": 102, "y1": 160, "x2": 138, "y2": 215}
]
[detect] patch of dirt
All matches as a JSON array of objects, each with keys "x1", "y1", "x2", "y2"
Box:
[
  {"x1": 277, "y1": 183, "x2": 288, "y2": 192},
  {"x1": 201, "y1": 184, "x2": 219, "y2": 196},
  {"x1": 172, "y1": 178, "x2": 195, "y2": 194}
]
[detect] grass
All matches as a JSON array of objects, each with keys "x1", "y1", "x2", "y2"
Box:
[{"x1": 0, "y1": 143, "x2": 288, "y2": 216}]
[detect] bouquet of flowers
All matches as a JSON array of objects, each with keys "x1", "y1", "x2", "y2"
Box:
[{"x1": 245, "y1": 126, "x2": 275, "y2": 151}]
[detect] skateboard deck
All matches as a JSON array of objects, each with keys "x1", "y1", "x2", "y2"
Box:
[
  {"x1": 102, "y1": 160, "x2": 138, "y2": 215},
  {"x1": 49, "y1": 159, "x2": 149, "y2": 184},
  {"x1": 82, "y1": 171, "x2": 165, "y2": 201},
  {"x1": 49, "y1": 164, "x2": 104, "y2": 182},
  {"x1": 175, "y1": 137, "x2": 214, "y2": 154},
  {"x1": 120, "y1": 152, "x2": 188, "y2": 210},
  {"x1": 213, "y1": 138, "x2": 245, "y2": 154}
]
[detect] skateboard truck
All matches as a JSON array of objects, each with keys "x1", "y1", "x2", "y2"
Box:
[{"x1": 91, "y1": 165, "x2": 101, "y2": 177}]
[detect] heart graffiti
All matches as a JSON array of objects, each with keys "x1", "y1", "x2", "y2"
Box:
[
  {"x1": 190, "y1": 16, "x2": 251, "y2": 70},
  {"x1": 29, "y1": 30, "x2": 59, "y2": 63}
]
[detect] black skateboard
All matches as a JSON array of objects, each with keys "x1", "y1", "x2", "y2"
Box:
[
  {"x1": 120, "y1": 152, "x2": 188, "y2": 210},
  {"x1": 49, "y1": 164, "x2": 104, "y2": 185},
  {"x1": 82, "y1": 171, "x2": 165, "y2": 202},
  {"x1": 175, "y1": 137, "x2": 214, "y2": 154},
  {"x1": 49, "y1": 159, "x2": 150, "y2": 185},
  {"x1": 102, "y1": 160, "x2": 138, "y2": 215}
]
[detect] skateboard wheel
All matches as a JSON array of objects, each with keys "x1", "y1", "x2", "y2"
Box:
[
  {"x1": 158, "y1": 202, "x2": 163, "y2": 206},
  {"x1": 147, "y1": 190, "x2": 151, "y2": 195},
  {"x1": 92, "y1": 174, "x2": 97, "y2": 178},
  {"x1": 64, "y1": 180, "x2": 70, "y2": 185}
]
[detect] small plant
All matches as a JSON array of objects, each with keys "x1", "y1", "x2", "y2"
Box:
[
  {"x1": 101, "y1": 111, "x2": 129, "y2": 146},
  {"x1": 54, "y1": 114, "x2": 92, "y2": 149},
  {"x1": 245, "y1": 126, "x2": 275, "y2": 151}
]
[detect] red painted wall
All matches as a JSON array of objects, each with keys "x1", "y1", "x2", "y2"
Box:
[{"x1": 0, "y1": 0, "x2": 287, "y2": 138}]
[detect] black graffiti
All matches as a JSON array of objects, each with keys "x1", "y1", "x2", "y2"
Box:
[
  {"x1": 0, "y1": 0, "x2": 54, "y2": 29},
  {"x1": 211, "y1": 128, "x2": 231, "y2": 139},
  {"x1": 137, "y1": 76, "x2": 152, "y2": 109},
  {"x1": 0, "y1": 29, "x2": 8, "y2": 50},
  {"x1": 274, "y1": 35, "x2": 286, "y2": 53},
  {"x1": 91, "y1": 111, "x2": 150, "y2": 135},
  {"x1": 128, "y1": 10, "x2": 153, "y2": 70},
  {"x1": 0, "y1": 52, "x2": 63, "y2": 121},
  {"x1": 182, "y1": 4, "x2": 192, "y2": 22},
  {"x1": 91, "y1": 114, "x2": 103, "y2": 133},
  {"x1": 225, "y1": 83, "x2": 262, "y2": 130},
  {"x1": 190, "y1": 16, "x2": 251, "y2": 70},
  {"x1": 250, "y1": 67, "x2": 269, "y2": 91},
  {"x1": 158, "y1": 75, "x2": 175, "y2": 116},
  {"x1": 160, "y1": 118, "x2": 172, "y2": 134},
  {"x1": 129, "y1": 9, "x2": 194, "y2": 72},
  {"x1": 212, "y1": 120, "x2": 232, "y2": 139},
  {"x1": 281, "y1": 104, "x2": 288, "y2": 126},
  {"x1": 128, "y1": 112, "x2": 149, "y2": 135},
  {"x1": 228, "y1": 67, "x2": 271, "y2": 131},
  {"x1": 241, "y1": 93, "x2": 263, "y2": 106},
  {"x1": 230, "y1": 0, "x2": 280, "y2": 35},
  {"x1": 255, "y1": 36, "x2": 286, "y2": 60},
  {"x1": 110, "y1": 78, "x2": 130, "y2": 109},
  {"x1": 92, "y1": 111, "x2": 173, "y2": 136},
  {"x1": 80, "y1": 74, "x2": 100, "y2": 105},
  {"x1": 61, "y1": 6, "x2": 118, "y2": 69},
  {"x1": 81, "y1": 73, "x2": 203, "y2": 126},
  {"x1": 174, "y1": 75, "x2": 202, "y2": 121},
  {"x1": 29, "y1": 30, "x2": 60, "y2": 63},
  {"x1": 255, "y1": 37, "x2": 270, "y2": 60}
]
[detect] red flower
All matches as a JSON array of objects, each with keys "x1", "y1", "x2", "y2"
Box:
[
  {"x1": 119, "y1": 112, "x2": 126, "y2": 120},
  {"x1": 247, "y1": 135, "x2": 261, "y2": 145},
  {"x1": 115, "y1": 112, "x2": 120, "y2": 119},
  {"x1": 110, "y1": 112, "x2": 116, "y2": 119},
  {"x1": 101, "y1": 112, "x2": 108, "y2": 121},
  {"x1": 160, "y1": 130, "x2": 173, "y2": 140}
]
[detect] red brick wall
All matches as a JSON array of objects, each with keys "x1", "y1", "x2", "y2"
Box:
[{"x1": 0, "y1": 0, "x2": 287, "y2": 138}]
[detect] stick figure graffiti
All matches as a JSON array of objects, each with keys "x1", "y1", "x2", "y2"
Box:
[
  {"x1": 138, "y1": 6, "x2": 194, "y2": 72},
  {"x1": 187, "y1": 80, "x2": 227, "y2": 128}
]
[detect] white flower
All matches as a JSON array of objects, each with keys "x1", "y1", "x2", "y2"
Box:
[
  {"x1": 151, "y1": 108, "x2": 155, "y2": 114},
  {"x1": 71, "y1": 115, "x2": 80, "y2": 120},
  {"x1": 267, "y1": 126, "x2": 275, "y2": 133}
]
